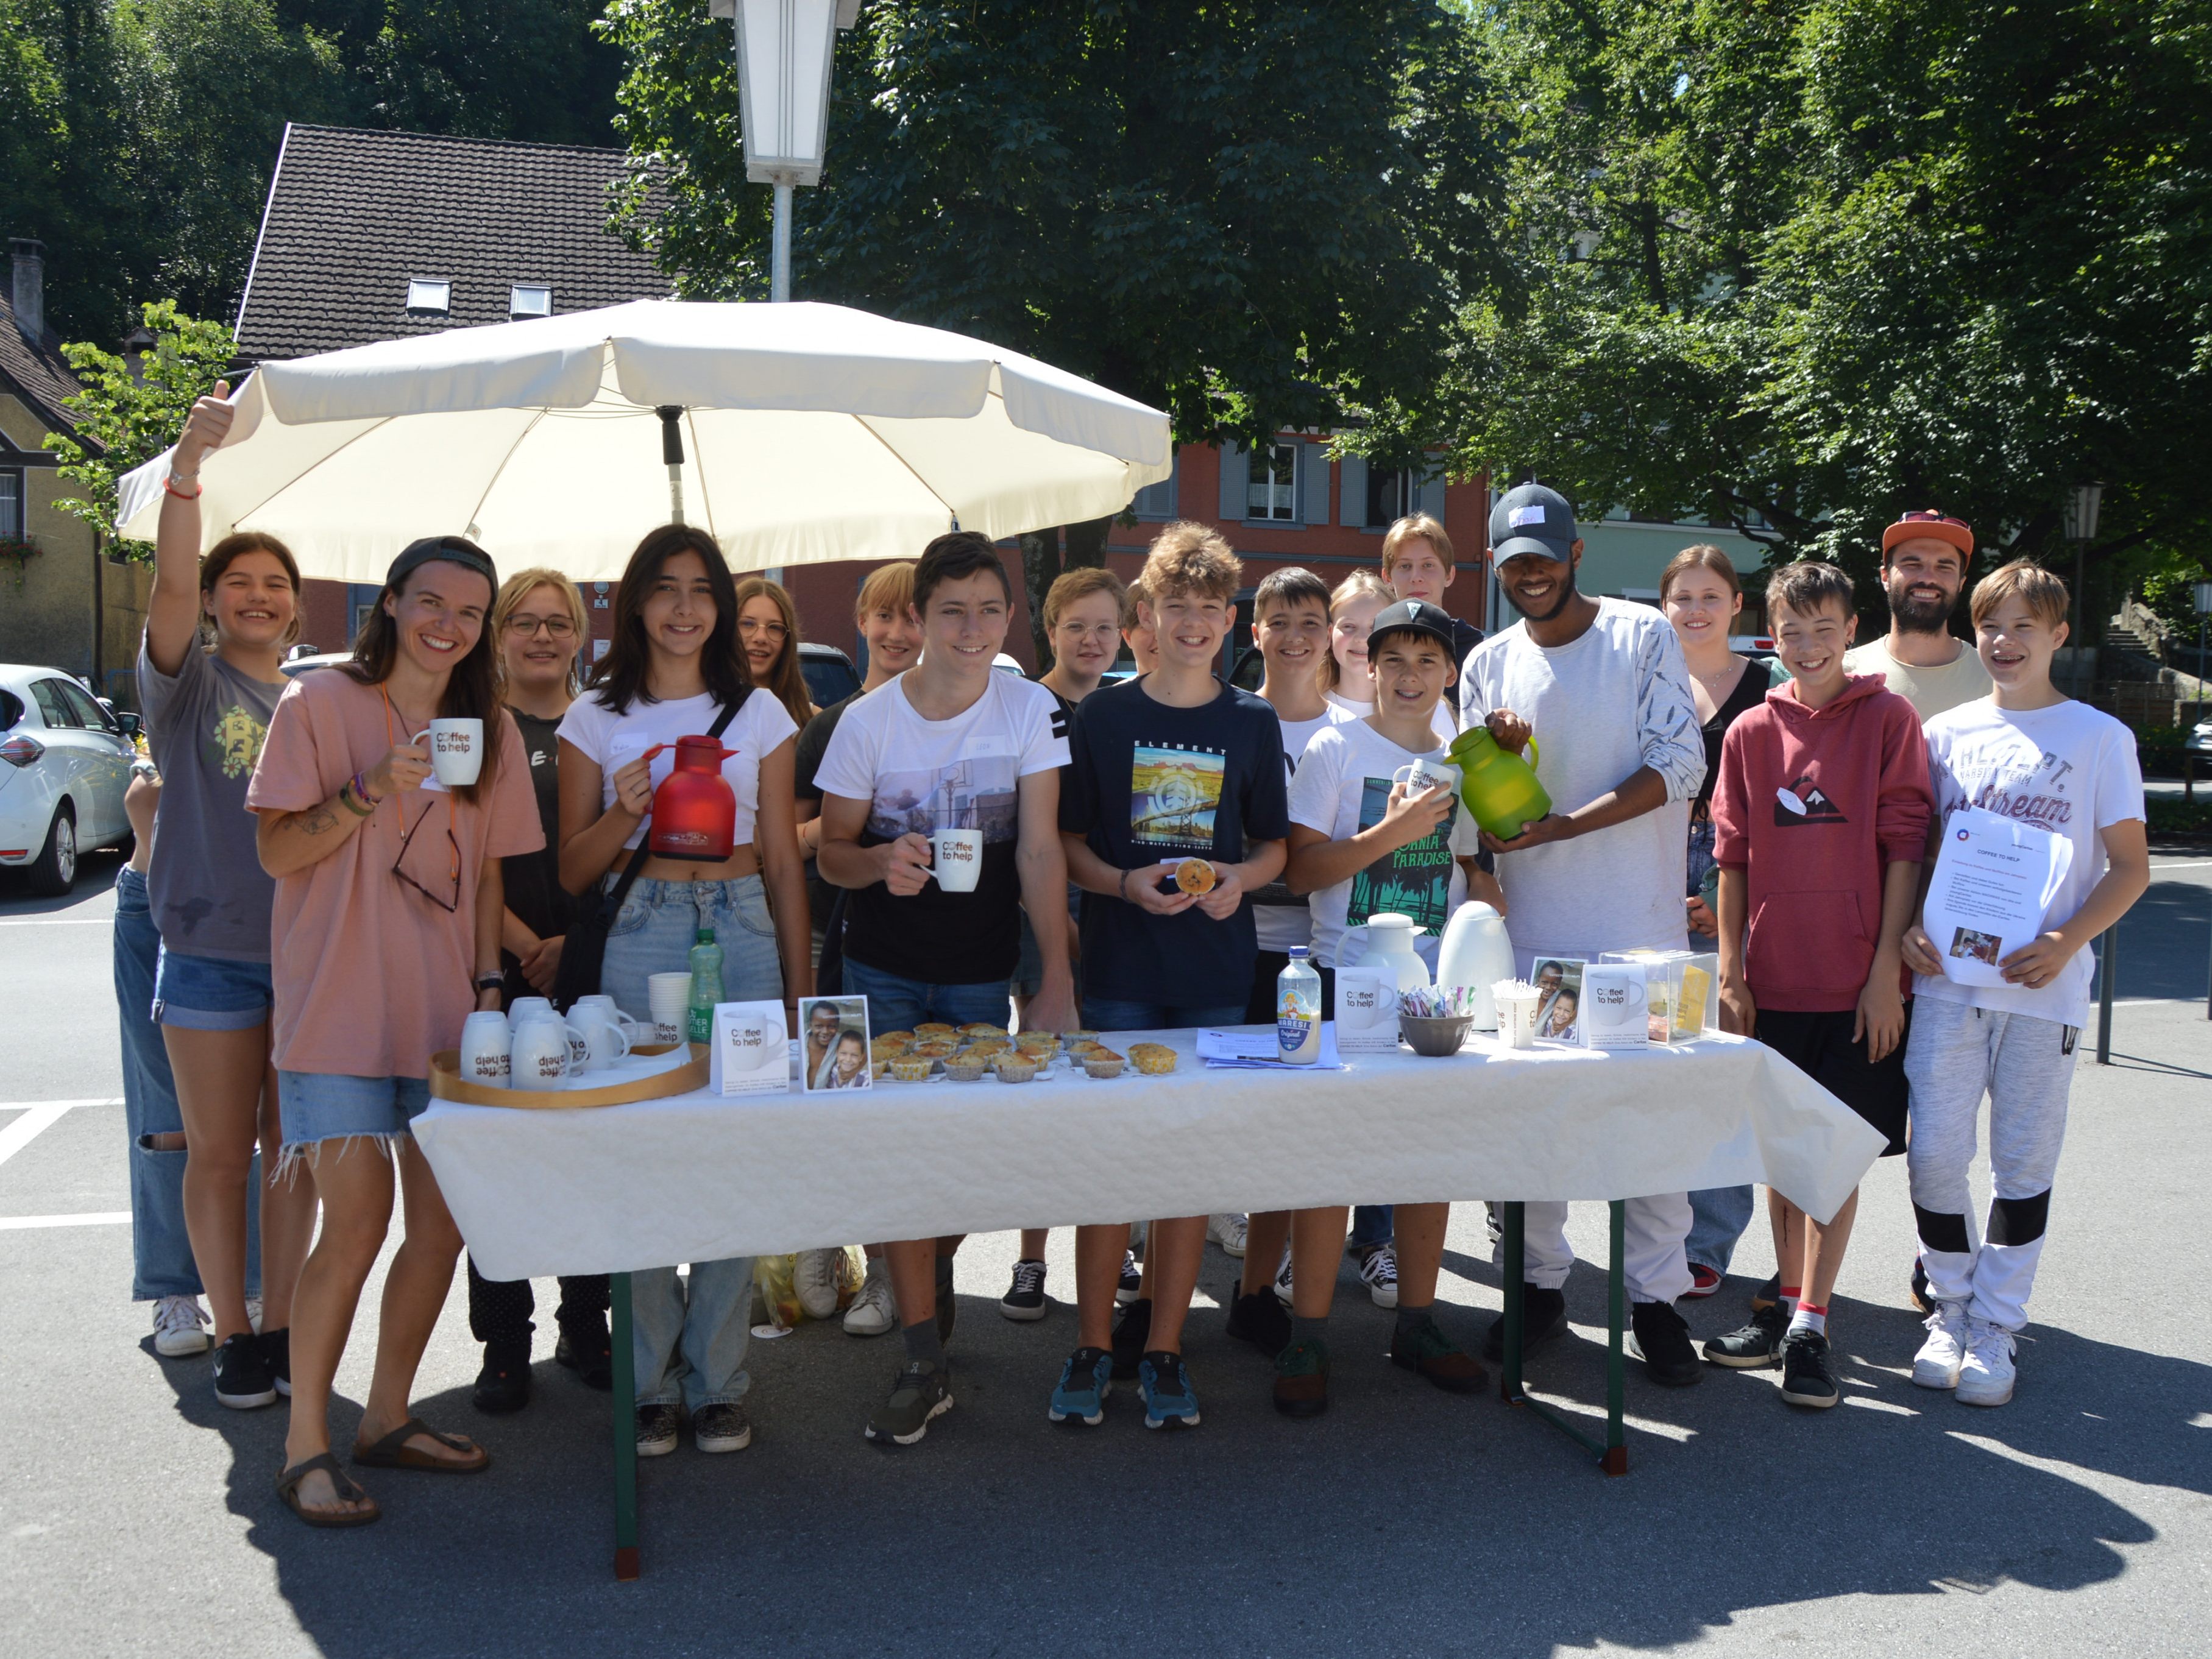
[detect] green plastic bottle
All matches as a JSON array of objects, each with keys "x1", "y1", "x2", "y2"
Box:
[{"x1": 687, "y1": 927, "x2": 722, "y2": 1045}]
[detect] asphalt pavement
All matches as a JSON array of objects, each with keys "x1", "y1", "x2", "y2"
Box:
[{"x1": 3, "y1": 849, "x2": 2209, "y2": 1659}]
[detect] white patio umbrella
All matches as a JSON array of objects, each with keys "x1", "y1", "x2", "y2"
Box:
[{"x1": 115, "y1": 299, "x2": 1173, "y2": 582}]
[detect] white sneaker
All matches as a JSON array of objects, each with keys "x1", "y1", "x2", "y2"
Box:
[
  {"x1": 1358, "y1": 1242, "x2": 1399, "y2": 1309},
  {"x1": 793, "y1": 1248, "x2": 846, "y2": 1321},
  {"x1": 1207, "y1": 1213, "x2": 1249, "y2": 1259},
  {"x1": 1955, "y1": 1318, "x2": 2017, "y2": 1407},
  {"x1": 152, "y1": 1296, "x2": 211, "y2": 1357},
  {"x1": 1912, "y1": 1300, "x2": 1969, "y2": 1390},
  {"x1": 842, "y1": 1256, "x2": 897, "y2": 1338},
  {"x1": 1272, "y1": 1242, "x2": 1294, "y2": 1307}
]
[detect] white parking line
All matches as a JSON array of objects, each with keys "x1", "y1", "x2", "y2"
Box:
[
  {"x1": 0, "y1": 1212, "x2": 129, "y2": 1230},
  {"x1": 0, "y1": 916, "x2": 112, "y2": 927},
  {"x1": 0, "y1": 1098, "x2": 119, "y2": 1169}
]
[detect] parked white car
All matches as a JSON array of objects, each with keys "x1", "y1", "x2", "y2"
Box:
[{"x1": 0, "y1": 664, "x2": 137, "y2": 894}]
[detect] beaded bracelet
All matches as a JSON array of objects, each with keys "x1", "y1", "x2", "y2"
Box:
[{"x1": 338, "y1": 773, "x2": 377, "y2": 817}]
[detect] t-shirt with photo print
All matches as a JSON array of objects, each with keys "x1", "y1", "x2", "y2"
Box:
[
  {"x1": 812, "y1": 672, "x2": 1069, "y2": 985},
  {"x1": 1060, "y1": 676, "x2": 1289, "y2": 1005}
]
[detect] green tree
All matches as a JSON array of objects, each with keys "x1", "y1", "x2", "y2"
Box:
[
  {"x1": 43, "y1": 300, "x2": 236, "y2": 559},
  {"x1": 1408, "y1": 0, "x2": 2212, "y2": 615},
  {"x1": 602, "y1": 0, "x2": 1512, "y2": 662}
]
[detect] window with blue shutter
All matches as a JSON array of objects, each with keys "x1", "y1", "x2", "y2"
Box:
[
  {"x1": 1246, "y1": 443, "x2": 1299, "y2": 522},
  {"x1": 1339, "y1": 455, "x2": 1368, "y2": 529},
  {"x1": 1416, "y1": 462, "x2": 1448, "y2": 526},
  {"x1": 1301, "y1": 442, "x2": 1331, "y2": 526},
  {"x1": 1217, "y1": 442, "x2": 1244, "y2": 523}
]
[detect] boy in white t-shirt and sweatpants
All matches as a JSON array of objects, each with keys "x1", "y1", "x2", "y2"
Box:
[{"x1": 1899, "y1": 562, "x2": 2149, "y2": 1407}]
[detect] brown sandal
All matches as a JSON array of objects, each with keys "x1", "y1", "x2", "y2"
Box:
[
  {"x1": 276, "y1": 1452, "x2": 381, "y2": 1528},
  {"x1": 352, "y1": 1417, "x2": 491, "y2": 1473}
]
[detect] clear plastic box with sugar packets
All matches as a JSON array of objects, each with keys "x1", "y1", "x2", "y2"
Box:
[{"x1": 1598, "y1": 950, "x2": 1719, "y2": 1044}]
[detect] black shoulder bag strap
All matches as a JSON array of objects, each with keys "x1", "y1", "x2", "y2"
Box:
[{"x1": 552, "y1": 690, "x2": 748, "y2": 1012}]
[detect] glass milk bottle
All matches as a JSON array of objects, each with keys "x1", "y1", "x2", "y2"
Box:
[{"x1": 1278, "y1": 946, "x2": 1322, "y2": 1065}]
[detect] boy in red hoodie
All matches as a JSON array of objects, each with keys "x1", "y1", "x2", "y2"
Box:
[{"x1": 1704, "y1": 561, "x2": 1932, "y2": 1407}]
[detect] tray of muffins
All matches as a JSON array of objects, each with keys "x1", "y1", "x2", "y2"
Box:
[{"x1": 867, "y1": 1024, "x2": 1180, "y2": 1086}]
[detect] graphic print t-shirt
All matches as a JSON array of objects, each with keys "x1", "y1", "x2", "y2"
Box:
[
  {"x1": 1913, "y1": 698, "x2": 2144, "y2": 1027},
  {"x1": 812, "y1": 673, "x2": 1069, "y2": 985},
  {"x1": 1288, "y1": 718, "x2": 1484, "y2": 967},
  {"x1": 137, "y1": 641, "x2": 285, "y2": 961},
  {"x1": 1060, "y1": 678, "x2": 1290, "y2": 1004}
]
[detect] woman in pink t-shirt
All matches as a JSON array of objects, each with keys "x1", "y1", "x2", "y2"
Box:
[{"x1": 248, "y1": 536, "x2": 543, "y2": 1528}]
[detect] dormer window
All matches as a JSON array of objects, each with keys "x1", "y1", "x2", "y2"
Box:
[
  {"x1": 405, "y1": 278, "x2": 452, "y2": 314},
  {"x1": 509, "y1": 284, "x2": 551, "y2": 317}
]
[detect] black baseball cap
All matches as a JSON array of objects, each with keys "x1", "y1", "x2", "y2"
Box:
[
  {"x1": 1488, "y1": 483, "x2": 1578, "y2": 564},
  {"x1": 1366, "y1": 598, "x2": 1460, "y2": 657}
]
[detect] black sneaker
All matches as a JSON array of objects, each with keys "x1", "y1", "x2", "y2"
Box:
[
  {"x1": 1224, "y1": 1284, "x2": 1291, "y2": 1356},
  {"x1": 635, "y1": 1402, "x2": 681, "y2": 1457},
  {"x1": 1110, "y1": 1296, "x2": 1152, "y2": 1380},
  {"x1": 1116, "y1": 1248, "x2": 1143, "y2": 1305},
  {"x1": 864, "y1": 1361, "x2": 953, "y2": 1446},
  {"x1": 693, "y1": 1400, "x2": 754, "y2": 1452},
  {"x1": 212, "y1": 1331, "x2": 277, "y2": 1409},
  {"x1": 999, "y1": 1259, "x2": 1049, "y2": 1321},
  {"x1": 260, "y1": 1326, "x2": 292, "y2": 1398},
  {"x1": 1751, "y1": 1272, "x2": 1781, "y2": 1312},
  {"x1": 1909, "y1": 1257, "x2": 1933, "y2": 1314},
  {"x1": 1629, "y1": 1300, "x2": 1702, "y2": 1387},
  {"x1": 1704, "y1": 1301, "x2": 1786, "y2": 1368},
  {"x1": 1779, "y1": 1328, "x2": 1840, "y2": 1408},
  {"x1": 555, "y1": 1320, "x2": 614, "y2": 1392},
  {"x1": 472, "y1": 1338, "x2": 533, "y2": 1413},
  {"x1": 1480, "y1": 1284, "x2": 1570, "y2": 1364}
]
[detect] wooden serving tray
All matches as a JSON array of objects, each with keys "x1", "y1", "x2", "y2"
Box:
[{"x1": 428, "y1": 1042, "x2": 710, "y2": 1109}]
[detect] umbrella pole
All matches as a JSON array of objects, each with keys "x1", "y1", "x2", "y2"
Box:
[{"x1": 658, "y1": 405, "x2": 687, "y2": 525}]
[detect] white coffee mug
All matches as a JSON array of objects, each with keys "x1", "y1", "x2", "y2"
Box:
[
  {"x1": 458, "y1": 1010, "x2": 511, "y2": 1090},
  {"x1": 508, "y1": 996, "x2": 551, "y2": 1029},
  {"x1": 571, "y1": 1005, "x2": 635, "y2": 1072},
  {"x1": 509, "y1": 1018, "x2": 572, "y2": 1086},
  {"x1": 412, "y1": 717, "x2": 485, "y2": 793},
  {"x1": 929, "y1": 827, "x2": 984, "y2": 894},
  {"x1": 1392, "y1": 758, "x2": 1462, "y2": 799},
  {"x1": 514, "y1": 1008, "x2": 590, "y2": 1071}
]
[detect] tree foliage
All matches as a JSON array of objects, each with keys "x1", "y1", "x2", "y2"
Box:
[
  {"x1": 1401, "y1": 0, "x2": 2212, "y2": 601},
  {"x1": 0, "y1": 1, "x2": 623, "y2": 344},
  {"x1": 44, "y1": 301, "x2": 236, "y2": 558}
]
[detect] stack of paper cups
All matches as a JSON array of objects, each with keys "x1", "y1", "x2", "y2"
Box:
[
  {"x1": 1492, "y1": 980, "x2": 1541, "y2": 1050},
  {"x1": 647, "y1": 972, "x2": 693, "y2": 1045}
]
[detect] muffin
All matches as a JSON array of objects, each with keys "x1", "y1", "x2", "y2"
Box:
[
  {"x1": 870, "y1": 1059, "x2": 890, "y2": 1080},
  {"x1": 913, "y1": 1022, "x2": 956, "y2": 1039},
  {"x1": 911, "y1": 1039, "x2": 959, "y2": 1062},
  {"x1": 1128, "y1": 1042, "x2": 1177, "y2": 1075},
  {"x1": 992, "y1": 1054, "x2": 1040, "y2": 1084},
  {"x1": 941, "y1": 1055, "x2": 991, "y2": 1083},
  {"x1": 876, "y1": 1030, "x2": 916, "y2": 1049},
  {"x1": 870, "y1": 1036, "x2": 912, "y2": 1061},
  {"x1": 887, "y1": 1058, "x2": 934, "y2": 1083},
  {"x1": 1066, "y1": 1030, "x2": 1101, "y2": 1045},
  {"x1": 965, "y1": 1036, "x2": 1012, "y2": 1058},
  {"x1": 1081, "y1": 1048, "x2": 1126, "y2": 1080},
  {"x1": 958, "y1": 1022, "x2": 1007, "y2": 1040},
  {"x1": 1064, "y1": 1038, "x2": 1104, "y2": 1059},
  {"x1": 1174, "y1": 858, "x2": 1217, "y2": 896},
  {"x1": 1014, "y1": 1032, "x2": 1058, "y2": 1056}
]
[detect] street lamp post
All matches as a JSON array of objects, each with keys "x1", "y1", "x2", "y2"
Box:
[
  {"x1": 2062, "y1": 481, "x2": 2104, "y2": 702},
  {"x1": 713, "y1": 0, "x2": 860, "y2": 303}
]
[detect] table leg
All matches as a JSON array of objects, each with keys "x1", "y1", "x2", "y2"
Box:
[
  {"x1": 611, "y1": 1270, "x2": 640, "y2": 1582},
  {"x1": 1500, "y1": 1201, "x2": 1525, "y2": 1404},
  {"x1": 1603, "y1": 1200, "x2": 1628, "y2": 1477}
]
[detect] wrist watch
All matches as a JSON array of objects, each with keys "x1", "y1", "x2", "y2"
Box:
[{"x1": 474, "y1": 972, "x2": 503, "y2": 993}]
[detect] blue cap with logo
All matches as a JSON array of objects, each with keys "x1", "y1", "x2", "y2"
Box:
[{"x1": 1488, "y1": 483, "x2": 1578, "y2": 565}]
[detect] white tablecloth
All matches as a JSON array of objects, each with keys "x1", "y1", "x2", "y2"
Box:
[{"x1": 415, "y1": 1028, "x2": 1885, "y2": 1281}]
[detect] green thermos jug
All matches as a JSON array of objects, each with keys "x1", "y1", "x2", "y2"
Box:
[{"x1": 1445, "y1": 724, "x2": 1552, "y2": 840}]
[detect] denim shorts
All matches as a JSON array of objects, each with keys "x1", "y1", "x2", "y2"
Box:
[
  {"x1": 277, "y1": 1070, "x2": 432, "y2": 1159},
  {"x1": 153, "y1": 946, "x2": 274, "y2": 1031}
]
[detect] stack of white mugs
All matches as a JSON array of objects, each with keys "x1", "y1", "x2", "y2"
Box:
[{"x1": 459, "y1": 996, "x2": 645, "y2": 1091}]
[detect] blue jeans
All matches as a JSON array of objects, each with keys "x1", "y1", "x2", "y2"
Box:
[
  {"x1": 842, "y1": 957, "x2": 1012, "y2": 1033},
  {"x1": 1350, "y1": 1205, "x2": 1394, "y2": 1250},
  {"x1": 604, "y1": 874, "x2": 785, "y2": 1413},
  {"x1": 115, "y1": 868, "x2": 257, "y2": 1300},
  {"x1": 601, "y1": 874, "x2": 785, "y2": 1020},
  {"x1": 1686, "y1": 1185, "x2": 1756, "y2": 1276},
  {"x1": 1079, "y1": 999, "x2": 1247, "y2": 1033}
]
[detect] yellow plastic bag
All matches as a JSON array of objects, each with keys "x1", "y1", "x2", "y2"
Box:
[{"x1": 753, "y1": 1246, "x2": 867, "y2": 1329}]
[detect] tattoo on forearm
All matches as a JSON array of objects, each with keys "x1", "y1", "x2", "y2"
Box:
[{"x1": 297, "y1": 803, "x2": 339, "y2": 836}]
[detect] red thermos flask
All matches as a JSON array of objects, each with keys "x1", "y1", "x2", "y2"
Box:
[{"x1": 647, "y1": 736, "x2": 737, "y2": 860}]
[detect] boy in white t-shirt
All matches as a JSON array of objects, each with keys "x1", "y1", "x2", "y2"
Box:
[
  {"x1": 1269, "y1": 600, "x2": 1498, "y2": 1417},
  {"x1": 1899, "y1": 562, "x2": 2149, "y2": 1407}
]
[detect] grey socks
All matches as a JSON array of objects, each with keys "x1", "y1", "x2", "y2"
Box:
[
  {"x1": 901, "y1": 1317, "x2": 945, "y2": 1370},
  {"x1": 1290, "y1": 1314, "x2": 1328, "y2": 1347}
]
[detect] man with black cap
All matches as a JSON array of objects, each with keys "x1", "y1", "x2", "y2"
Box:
[{"x1": 1458, "y1": 483, "x2": 1710, "y2": 1386}]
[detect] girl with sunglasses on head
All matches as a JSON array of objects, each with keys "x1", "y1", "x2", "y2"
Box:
[
  {"x1": 138, "y1": 381, "x2": 314, "y2": 1402},
  {"x1": 249, "y1": 535, "x2": 542, "y2": 1528},
  {"x1": 464, "y1": 569, "x2": 613, "y2": 1414},
  {"x1": 558, "y1": 526, "x2": 812, "y2": 1460}
]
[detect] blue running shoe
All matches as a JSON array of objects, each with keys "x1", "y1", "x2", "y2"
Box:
[
  {"x1": 1138, "y1": 1350, "x2": 1201, "y2": 1430},
  {"x1": 1049, "y1": 1345, "x2": 1113, "y2": 1426}
]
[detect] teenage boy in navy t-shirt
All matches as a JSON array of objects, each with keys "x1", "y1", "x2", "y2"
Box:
[{"x1": 1050, "y1": 522, "x2": 1289, "y2": 1431}]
